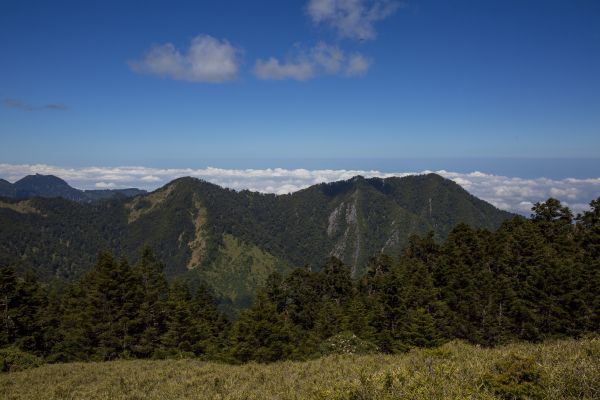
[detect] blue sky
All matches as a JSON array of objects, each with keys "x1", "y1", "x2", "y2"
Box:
[{"x1": 1, "y1": 0, "x2": 599, "y2": 177}]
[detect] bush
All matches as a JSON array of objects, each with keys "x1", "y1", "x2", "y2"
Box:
[
  {"x1": 0, "y1": 347, "x2": 44, "y2": 373},
  {"x1": 319, "y1": 332, "x2": 379, "y2": 356},
  {"x1": 483, "y1": 353, "x2": 544, "y2": 399}
]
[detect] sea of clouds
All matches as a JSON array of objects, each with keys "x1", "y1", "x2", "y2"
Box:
[{"x1": 1, "y1": 164, "x2": 599, "y2": 216}]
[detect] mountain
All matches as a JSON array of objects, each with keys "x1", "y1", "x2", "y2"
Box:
[
  {"x1": 0, "y1": 174, "x2": 146, "y2": 202},
  {"x1": 0, "y1": 173, "x2": 513, "y2": 311},
  {"x1": 0, "y1": 179, "x2": 15, "y2": 197}
]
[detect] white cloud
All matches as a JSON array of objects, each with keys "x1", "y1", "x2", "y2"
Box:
[
  {"x1": 3, "y1": 98, "x2": 68, "y2": 112},
  {"x1": 254, "y1": 42, "x2": 371, "y2": 80},
  {"x1": 1, "y1": 163, "x2": 598, "y2": 216},
  {"x1": 141, "y1": 175, "x2": 162, "y2": 182},
  {"x1": 129, "y1": 35, "x2": 242, "y2": 83},
  {"x1": 254, "y1": 58, "x2": 315, "y2": 81},
  {"x1": 94, "y1": 182, "x2": 116, "y2": 189},
  {"x1": 307, "y1": 0, "x2": 401, "y2": 40},
  {"x1": 345, "y1": 53, "x2": 371, "y2": 76}
]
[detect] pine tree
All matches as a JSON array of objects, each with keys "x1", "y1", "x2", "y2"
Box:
[
  {"x1": 12, "y1": 272, "x2": 48, "y2": 354},
  {"x1": 131, "y1": 247, "x2": 169, "y2": 358},
  {"x1": 229, "y1": 292, "x2": 296, "y2": 363},
  {"x1": 340, "y1": 296, "x2": 376, "y2": 342},
  {"x1": 83, "y1": 252, "x2": 142, "y2": 360},
  {"x1": 48, "y1": 282, "x2": 91, "y2": 362},
  {"x1": 0, "y1": 266, "x2": 19, "y2": 347},
  {"x1": 321, "y1": 257, "x2": 353, "y2": 305},
  {"x1": 577, "y1": 197, "x2": 600, "y2": 331},
  {"x1": 191, "y1": 284, "x2": 230, "y2": 357},
  {"x1": 0, "y1": 267, "x2": 48, "y2": 354},
  {"x1": 312, "y1": 300, "x2": 345, "y2": 340},
  {"x1": 161, "y1": 280, "x2": 199, "y2": 356},
  {"x1": 434, "y1": 224, "x2": 491, "y2": 343},
  {"x1": 402, "y1": 307, "x2": 441, "y2": 348}
]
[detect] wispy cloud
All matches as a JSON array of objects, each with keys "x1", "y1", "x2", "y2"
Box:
[
  {"x1": 44, "y1": 104, "x2": 68, "y2": 111},
  {"x1": 307, "y1": 0, "x2": 402, "y2": 40},
  {"x1": 3, "y1": 98, "x2": 68, "y2": 112},
  {"x1": 94, "y1": 182, "x2": 117, "y2": 189},
  {"x1": 254, "y1": 42, "x2": 371, "y2": 80},
  {"x1": 129, "y1": 35, "x2": 242, "y2": 83},
  {"x1": 1, "y1": 164, "x2": 599, "y2": 216}
]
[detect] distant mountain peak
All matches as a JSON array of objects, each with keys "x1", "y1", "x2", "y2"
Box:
[
  {"x1": 16, "y1": 173, "x2": 71, "y2": 185},
  {"x1": 0, "y1": 174, "x2": 146, "y2": 202}
]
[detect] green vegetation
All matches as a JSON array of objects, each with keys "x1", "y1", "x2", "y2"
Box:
[
  {"x1": 0, "y1": 173, "x2": 513, "y2": 302},
  {"x1": 1, "y1": 197, "x2": 598, "y2": 366},
  {"x1": 0, "y1": 347, "x2": 43, "y2": 373},
  {"x1": 0, "y1": 187, "x2": 598, "y2": 396},
  {"x1": 1, "y1": 338, "x2": 598, "y2": 399},
  {"x1": 192, "y1": 234, "x2": 293, "y2": 314}
]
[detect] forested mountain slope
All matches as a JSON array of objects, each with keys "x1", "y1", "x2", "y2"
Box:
[
  {"x1": 0, "y1": 173, "x2": 513, "y2": 308},
  {"x1": 1, "y1": 197, "x2": 598, "y2": 367}
]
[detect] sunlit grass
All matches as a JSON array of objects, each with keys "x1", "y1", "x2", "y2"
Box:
[{"x1": 1, "y1": 338, "x2": 599, "y2": 399}]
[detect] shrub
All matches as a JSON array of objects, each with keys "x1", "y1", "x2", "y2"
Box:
[
  {"x1": 0, "y1": 347, "x2": 44, "y2": 373},
  {"x1": 483, "y1": 353, "x2": 544, "y2": 399},
  {"x1": 319, "y1": 332, "x2": 379, "y2": 356}
]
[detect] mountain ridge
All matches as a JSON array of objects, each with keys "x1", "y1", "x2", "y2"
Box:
[
  {"x1": 0, "y1": 174, "x2": 146, "y2": 202},
  {"x1": 0, "y1": 173, "x2": 514, "y2": 311}
]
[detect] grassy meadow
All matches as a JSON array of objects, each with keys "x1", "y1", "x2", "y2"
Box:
[{"x1": 1, "y1": 338, "x2": 599, "y2": 400}]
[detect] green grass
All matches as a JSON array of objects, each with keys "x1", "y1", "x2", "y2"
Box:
[
  {"x1": 195, "y1": 234, "x2": 292, "y2": 310},
  {"x1": 2, "y1": 338, "x2": 599, "y2": 399}
]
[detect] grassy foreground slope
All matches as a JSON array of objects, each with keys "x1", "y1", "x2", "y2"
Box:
[{"x1": 2, "y1": 338, "x2": 599, "y2": 400}]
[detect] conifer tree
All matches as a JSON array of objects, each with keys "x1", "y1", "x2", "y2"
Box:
[
  {"x1": 161, "y1": 280, "x2": 200, "y2": 356},
  {"x1": 83, "y1": 252, "x2": 142, "y2": 360},
  {"x1": 576, "y1": 197, "x2": 600, "y2": 331},
  {"x1": 0, "y1": 266, "x2": 19, "y2": 347},
  {"x1": 229, "y1": 292, "x2": 296, "y2": 363},
  {"x1": 434, "y1": 224, "x2": 490, "y2": 343},
  {"x1": 48, "y1": 282, "x2": 91, "y2": 362},
  {"x1": 321, "y1": 257, "x2": 353, "y2": 305},
  {"x1": 131, "y1": 247, "x2": 169, "y2": 357},
  {"x1": 12, "y1": 272, "x2": 48, "y2": 353},
  {"x1": 0, "y1": 267, "x2": 48, "y2": 354}
]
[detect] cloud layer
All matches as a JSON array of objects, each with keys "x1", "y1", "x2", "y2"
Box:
[
  {"x1": 129, "y1": 35, "x2": 241, "y2": 83},
  {"x1": 1, "y1": 164, "x2": 598, "y2": 216},
  {"x1": 254, "y1": 42, "x2": 370, "y2": 80},
  {"x1": 307, "y1": 0, "x2": 401, "y2": 40}
]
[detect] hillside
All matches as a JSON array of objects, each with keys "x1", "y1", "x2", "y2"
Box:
[
  {"x1": 1, "y1": 338, "x2": 598, "y2": 399},
  {"x1": 0, "y1": 173, "x2": 513, "y2": 309},
  {"x1": 0, "y1": 174, "x2": 146, "y2": 202}
]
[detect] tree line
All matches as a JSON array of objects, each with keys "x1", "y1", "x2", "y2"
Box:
[{"x1": 1, "y1": 197, "x2": 599, "y2": 364}]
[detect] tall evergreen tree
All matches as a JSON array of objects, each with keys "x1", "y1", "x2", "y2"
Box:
[
  {"x1": 0, "y1": 266, "x2": 19, "y2": 347},
  {"x1": 434, "y1": 224, "x2": 491, "y2": 343},
  {"x1": 83, "y1": 252, "x2": 143, "y2": 360},
  {"x1": 131, "y1": 247, "x2": 169, "y2": 357},
  {"x1": 577, "y1": 197, "x2": 600, "y2": 331},
  {"x1": 161, "y1": 280, "x2": 201, "y2": 356},
  {"x1": 229, "y1": 292, "x2": 296, "y2": 363},
  {"x1": 0, "y1": 267, "x2": 48, "y2": 354}
]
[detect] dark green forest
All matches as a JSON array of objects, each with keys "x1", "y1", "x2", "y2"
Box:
[
  {"x1": 1, "y1": 197, "x2": 599, "y2": 367},
  {"x1": 0, "y1": 174, "x2": 512, "y2": 282},
  {"x1": 0, "y1": 173, "x2": 515, "y2": 315}
]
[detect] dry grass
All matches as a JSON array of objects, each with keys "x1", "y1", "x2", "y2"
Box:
[
  {"x1": 125, "y1": 184, "x2": 174, "y2": 223},
  {"x1": 186, "y1": 196, "x2": 207, "y2": 270},
  {"x1": 0, "y1": 200, "x2": 41, "y2": 215},
  {"x1": 1, "y1": 338, "x2": 599, "y2": 400}
]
